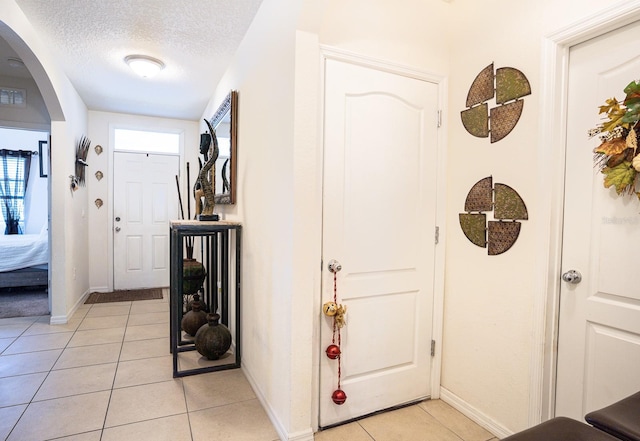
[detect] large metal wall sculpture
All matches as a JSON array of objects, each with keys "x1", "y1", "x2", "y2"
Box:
[
  {"x1": 459, "y1": 176, "x2": 528, "y2": 255},
  {"x1": 461, "y1": 63, "x2": 531, "y2": 143}
]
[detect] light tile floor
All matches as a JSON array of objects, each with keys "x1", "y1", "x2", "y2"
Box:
[{"x1": 0, "y1": 293, "x2": 498, "y2": 441}]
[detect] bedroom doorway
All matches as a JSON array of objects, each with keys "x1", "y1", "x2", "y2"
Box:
[{"x1": 0, "y1": 127, "x2": 50, "y2": 317}]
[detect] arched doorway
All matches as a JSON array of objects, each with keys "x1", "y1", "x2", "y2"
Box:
[{"x1": 0, "y1": 13, "x2": 68, "y2": 322}]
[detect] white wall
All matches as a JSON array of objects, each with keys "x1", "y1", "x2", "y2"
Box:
[
  {"x1": 87, "y1": 110, "x2": 199, "y2": 292},
  {"x1": 0, "y1": 74, "x2": 50, "y2": 130},
  {"x1": 0, "y1": 127, "x2": 48, "y2": 234},
  {"x1": 318, "y1": 0, "x2": 451, "y2": 74},
  {"x1": 443, "y1": 0, "x2": 627, "y2": 435},
  {"x1": 200, "y1": 0, "x2": 311, "y2": 438}
]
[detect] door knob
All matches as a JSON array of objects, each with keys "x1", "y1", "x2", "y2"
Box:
[
  {"x1": 115, "y1": 217, "x2": 121, "y2": 222},
  {"x1": 328, "y1": 259, "x2": 342, "y2": 273},
  {"x1": 115, "y1": 227, "x2": 121, "y2": 232},
  {"x1": 562, "y1": 270, "x2": 582, "y2": 284}
]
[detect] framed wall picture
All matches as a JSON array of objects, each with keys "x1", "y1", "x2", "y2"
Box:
[{"x1": 39, "y1": 140, "x2": 48, "y2": 177}]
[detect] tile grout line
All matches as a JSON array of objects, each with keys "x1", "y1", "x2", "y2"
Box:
[
  {"x1": 4, "y1": 307, "x2": 88, "y2": 441},
  {"x1": 0, "y1": 316, "x2": 40, "y2": 355},
  {"x1": 420, "y1": 403, "x2": 483, "y2": 441},
  {"x1": 100, "y1": 300, "x2": 133, "y2": 440},
  {"x1": 2, "y1": 297, "x2": 178, "y2": 440}
]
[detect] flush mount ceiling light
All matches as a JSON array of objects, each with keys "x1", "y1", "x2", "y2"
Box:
[{"x1": 124, "y1": 55, "x2": 164, "y2": 78}]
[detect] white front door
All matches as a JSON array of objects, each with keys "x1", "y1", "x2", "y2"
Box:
[
  {"x1": 556, "y1": 20, "x2": 640, "y2": 419},
  {"x1": 113, "y1": 152, "x2": 179, "y2": 290},
  {"x1": 319, "y1": 58, "x2": 440, "y2": 427}
]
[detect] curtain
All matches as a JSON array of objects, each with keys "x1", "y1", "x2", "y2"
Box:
[{"x1": 0, "y1": 149, "x2": 32, "y2": 234}]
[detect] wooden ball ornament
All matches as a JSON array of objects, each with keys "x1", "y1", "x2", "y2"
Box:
[
  {"x1": 332, "y1": 389, "x2": 347, "y2": 405},
  {"x1": 325, "y1": 344, "x2": 341, "y2": 360}
]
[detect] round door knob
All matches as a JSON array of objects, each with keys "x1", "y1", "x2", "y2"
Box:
[
  {"x1": 562, "y1": 270, "x2": 582, "y2": 284},
  {"x1": 115, "y1": 227, "x2": 121, "y2": 232},
  {"x1": 328, "y1": 259, "x2": 342, "y2": 273}
]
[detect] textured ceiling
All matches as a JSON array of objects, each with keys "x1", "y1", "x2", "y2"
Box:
[{"x1": 2, "y1": 0, "x2": 263, "y2": 120}]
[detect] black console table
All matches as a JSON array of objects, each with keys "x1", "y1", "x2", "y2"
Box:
[{"x1": 169, "y1": 220, "x2": 242, "y2": 377}]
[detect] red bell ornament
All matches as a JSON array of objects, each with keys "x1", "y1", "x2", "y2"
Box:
[
  {"x1": 325, "y1": 344, "x2": 341, "y2": 360},
  {"x1": 332, "y1": 389, "x2": 347, "y2": 405}
]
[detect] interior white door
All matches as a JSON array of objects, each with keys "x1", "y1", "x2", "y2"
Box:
[
  {"x1": 319, "y1": 58, "x2": 439, "y2": 427},
  {"x1": 556, "y1": 20, "x2": 640, "y2": 420},
  {"x1": 113, "y1": 152, "x2": 179, "y2": 290}
]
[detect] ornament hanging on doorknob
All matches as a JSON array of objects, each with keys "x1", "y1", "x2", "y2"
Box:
[
  {"x1": 332, "y1": 389, "x2": 347, "y2": 405},
  {"x1": 325, "y1": 344, "x2": 341, "y2": 360},
  {"x1": 324, "y1": 262, "x2": 348, "y2": 405},
  {"x1": 323, "y1": 301, "x2": 337, "y2": 316},
  {"x1": 323, "y1": 301, "x2": 347, "y2": 327}
]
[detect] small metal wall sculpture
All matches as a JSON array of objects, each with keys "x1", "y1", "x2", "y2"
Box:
[
  {"x1": 94, "y1": 198, "x2": 103, "y2": 209},
  {"x1": 94, "y1": 144, "x2": 103, "y2": 155},
  {"x1": 95, "y1": 170, "x2": 103, "y2": 181},
  {"x1": 459, "y1": 176, "x2": 528, "y2": 255},
  {"x1": 461, "y1": 63, "x2": 531, "y2": 143}
]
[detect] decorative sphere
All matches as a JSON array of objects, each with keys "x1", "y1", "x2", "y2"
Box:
[
  {"x1": 194, "y1": 313, "x2": 232, "y2": 360},
  {"x1": 187, "y1": 293, "x2": 209, "y2": 313},
  {"x1": 325, "y1": 344, "x2": 341, "y2": 359},
  {"x1": 181, "y1": 307, "x2": 207, "y2": 337},
  {"x1": 323, "y1": 302, "x2": 338, "y2": 316},
  {"x1": 332, "y1": 389, "x2": 347, "y2": 405},
  {"x1": 183, "y1": 259, "x2": 207, "y2": 295}
]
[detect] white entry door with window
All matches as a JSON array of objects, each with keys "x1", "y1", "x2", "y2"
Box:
[
  {"x1": 113, "y1": 152, "x2": 179, "y2": 290},
  {"x1": 555, "y1": 20, "x2": 640, "y2": 420},
  {"x1": 319, "y1": 58, "x2": 440, "y2": 427}
]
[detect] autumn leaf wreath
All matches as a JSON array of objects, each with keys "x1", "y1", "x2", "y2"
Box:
[{"x1": 589, "y1": 80, "x2": 640, "y2": 198}]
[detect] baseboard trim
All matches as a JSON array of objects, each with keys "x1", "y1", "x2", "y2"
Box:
[
  {"x1": 242, "y1": 365, "x2": 314, "y2": 441},
  {"x1": 50, "y1": 288, "x2": 90, "y2": 325},
  {"x1": 49, "y1": 315, "x2": 68, "y2": 325},
  {"x1": 440, "y1": 387, "x2": 512, "y2": 439}
]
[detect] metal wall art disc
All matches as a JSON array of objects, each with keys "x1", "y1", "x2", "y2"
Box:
[
  {"x1": 94, "y1": 145, "x2": 103, "y2": 155},
  {"x1": 461, "y1": 63, "x2": 531, "y2": 143},
  {"x1": 459, "y1": 176, "x2": 528, "y2": 255},
  {"x1": 95, "y1": 198, "x2": 103, "y2": 209},
  {"x1": 95, "y1": 170, "x2": 103, "y2": 181}
]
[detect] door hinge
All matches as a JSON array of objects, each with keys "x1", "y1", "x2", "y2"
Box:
[
  {"x1": 435, "y1": 226, "x2": 440, "y2": 245},
  {"x1": 431, "y1": 339, "x2": 436, "y2": 357},
  {"x1": 437, "y1": 110, "x2": 442, "y2": 128}
]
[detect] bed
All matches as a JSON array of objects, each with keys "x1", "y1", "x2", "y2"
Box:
[{"x1": 0, "y1": 228, "x2": 48, "y2": 288}]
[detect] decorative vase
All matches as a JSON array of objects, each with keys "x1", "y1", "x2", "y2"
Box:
[
  {"x1": 187, "y1": 293, "x2": 209, "y2": 313},
  {"x1": 195, "y1": 313, "x2": 232, "y2": 360},
  {"x1": 181, "y1": 296, "x2": 208, "y2": 337},
  {"x1": 182, "y1": 258, "x2": 206, "y2": 295}
]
